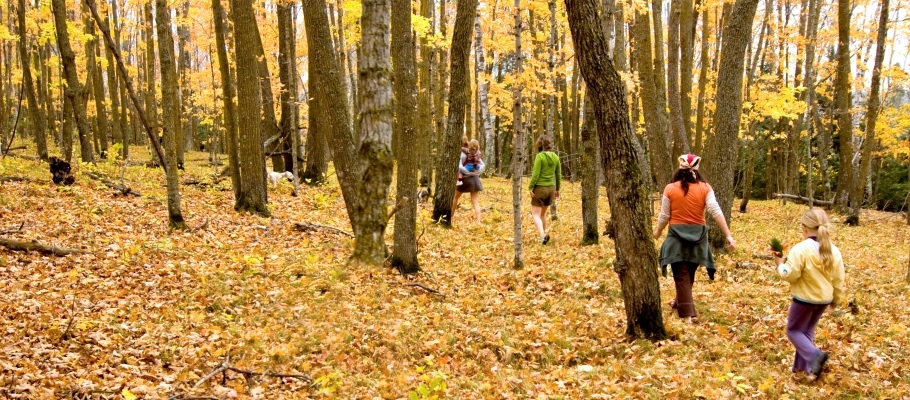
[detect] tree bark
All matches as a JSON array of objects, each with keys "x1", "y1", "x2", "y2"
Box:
[
  {"x1": 856, "y1": 0, "x2": 889, "y2": 225},
  {"x1": 16, "y1": 0, "x2": 48, "y2": 161},
  {"x1": 511, "y1": 0, "x2": 526, "y2": 269},
  {"x1": 834, "y1": 0, "x2": 854, "y2": 218},
  {"x1": 143, "y1": 1, "x2": 160, "y2": 164},
  {"x1": 84, "y1": 7, "x2": 109, "y2": 158},
  {"x1": 103, "y1": 0, "x2": 125, "y2": 158},
  {"x1": 632, "y1": 8, "x2": 672, "y2": 185},
  {"x1": 391, "y1": 0, "x2": 420, "y2": 273},
  {"x1": 176, "y1": 0, "x2": 192, "y2": 167},
  {"x1": 693, "y1": 5, "x2": 709, "y2": 155},
  {"x1": 52, "y1": 0, "x2": 94, "y2": 163},
  {"x1": 667, "y1": 0, "x2": 690, "y2": 156},
  {"x1": 679, "y1": 0, "x2": 695, "y2": 143},
  {"x1": 565, "y1": 0, "x2": 666, "y2": 340},
  {"x1": 703, "y1": 0, "x2": 758, "y2": 248},
  {"x1": 418, "y1": 0, "x2": 434, "y2": 185},
  {"x1": 233, "y1": 0, "x2": 270, "y2": 217},
  {"x1": 155, "y1": 0, "x2": 188, "y2": 229},
  {"x1": 474, "y1": 15, "x2": 495, "y2": 168},
  {"x1": 579, "y1": 94, "x2": 599, "y2": 245},
  {"x1": 212, "y1": 0, "x2": 240, "y2": 200},
  {"x1": 739, "y1": 138, "x2": 754, "y2": 212},
  {"x1": 432, "y1": 0, "x2": 479, "y2": 226},
  {"x1": 278, "y1": 1, "x2": 297, "y2": 189}
]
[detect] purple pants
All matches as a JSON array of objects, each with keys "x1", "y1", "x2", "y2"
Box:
[
  {"x1": 786, "y1": 300, "x2": 828, "y2": 373},
  {"x1": 671, "y1": 262, "x2": 698, "y2": 318}
]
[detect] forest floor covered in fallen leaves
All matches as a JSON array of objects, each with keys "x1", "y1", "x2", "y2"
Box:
[{"x1": 1, "y1": 149, "x2": 909, "y2": 399}]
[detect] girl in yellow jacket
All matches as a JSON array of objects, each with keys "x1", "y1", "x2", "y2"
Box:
[{"x1": 772, "y1": 208, "x2": 846, "y2": 381}]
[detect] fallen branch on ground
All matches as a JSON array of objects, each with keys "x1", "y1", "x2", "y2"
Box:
[
  {"x1": 179, "y1": 354, "x2": 312, "y2": 398},
  {"x1": 404, "y1": 282, "x2": 445, "y2": 298},
  {"x1": 293, "y1": 222, "x2": 354, "y2": 238},
  {"x1": 751, "y1": 253, "x2": 774, "y2": 260},
  {"x1": 191, "y1": 219, "x2": 211, "y2": 232},
  {"x1": 84, "y1": 171, "x2": 142, "y2": 197},
  {"x1": 0, "y1": 222, "x2": 24, "y2": 235},
  {"x1": 0, "y1": 238, "x2": 85, "y2": 256},
  {"x1": 772, "y1": 193, "x2": 834, "y2": 206},
  {"x1": 0, "y1": 175, "x2": 37, "y2": 184}
]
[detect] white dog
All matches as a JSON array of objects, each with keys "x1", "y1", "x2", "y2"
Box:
[{"x1": 267, "y1": 170, "x2": 295, "y2": 187}]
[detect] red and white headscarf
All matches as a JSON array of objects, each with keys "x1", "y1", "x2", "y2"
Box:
[{"x1": 678, "y1": 154, "x2": 701, "y2": 170}]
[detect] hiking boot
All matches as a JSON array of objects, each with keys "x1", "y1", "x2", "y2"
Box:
[
  {"x1": 809, "y1": 351, "x2": 829, "y2": 379},
  {"x1": 541, "y1": 234, "x2": 550, "y2": 245}
]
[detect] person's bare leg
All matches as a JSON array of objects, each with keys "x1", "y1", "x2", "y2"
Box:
[
  {"x1": 470, "y1": 191, "x2": 481, "y2": 223},
  {"x1": 452, "y1": 191, "x2": 463, "y2": 219},
  {"x1": 531, "y1": 205, "x2": 545, "y2": 238},
  {"x1": 540, "y1": 204, "x2": 550, "y2": 234}
]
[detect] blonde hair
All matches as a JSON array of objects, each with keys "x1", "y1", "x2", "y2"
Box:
[
  {"x1": 461, "y1": 135, "x2": 470, "y2": 148},
  {"x1": 800, "y1": 208, "x2": 834, "y2": 272},
  {"x1": 468, "y1": 139, "x2": 480, "y2": 152}
]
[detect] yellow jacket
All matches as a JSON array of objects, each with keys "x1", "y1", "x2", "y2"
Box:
[{"x1": 777, "y1": 238, "x2": 846, "y2": 305}]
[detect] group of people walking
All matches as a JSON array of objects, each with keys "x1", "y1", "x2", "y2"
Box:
[
  {"x1": 452, "y1": 135, "x2": 561, "y2": 246},
  {"x1": 449, "y1": 139, "x2": 845, "y2": 381},
  {"x1": 653, "y1": 153, "x2": 846, "y2": 382}
]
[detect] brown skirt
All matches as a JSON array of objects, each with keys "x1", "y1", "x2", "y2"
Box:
[{"x1": 456, "y1": 175, "x2": 483, "y2": 193}]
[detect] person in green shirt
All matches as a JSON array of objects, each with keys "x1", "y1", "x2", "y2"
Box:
[{"x1": 528, "y1": 135, "x2": 561, "y2": 244}]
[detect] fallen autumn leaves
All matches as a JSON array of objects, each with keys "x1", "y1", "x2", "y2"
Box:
[{"x1": 1, "y1": 152, "x2": 908, "y2": 399}]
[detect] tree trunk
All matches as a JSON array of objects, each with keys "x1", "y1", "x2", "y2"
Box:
[
  {"x1": 694, "y1": 5, "x2": 709, "y2": 155},
  {"x1": 51, "y1": 0, "x2": 94, "y2": 163},
  {"x1": 278, "y1": 1, "x2": 297, "y2": 188},
  {"x1": 434, "y1": 0, "x2": 449, "y2": 187},
  {"x1": 474, "y1": 15, "x2": 495, "y2": 168},
  {"x1": 233, "y1": 0, "x2": 270, "y2": 217},
  {"x1": 432, "y1": 0, "x2": 478, "y2": 226},
  {"x1": 391, "y1": 0, "x2": 420, "y2": 273},
  {"x1": 565, "y1": 0, "x2": 666, "y2": 340},
  {"x1": 212, "y1": 0, "x2": 240, "y2": 200},
  {"x1": 834, "y1": 0, "x2": 854, "y2": 219},
  {"x1": 84, "y1": 7, "x2": 109, "y2": 158},
  {"x1": 511, "y1": 0, "x2": 526, "y2": 269},
  {"x1": 632, "y1": 8, "x2": 672, "y2": 185},
  {"x1": 856, "y1": 0, "x2": 889, "y2": 224},
  {"x1": 16, "y1": 0, "x2": 48, "y2": 161},
  {"x1": 248, "y1": 20, "x2": 282, "y2": 174},
  {"x1": 176, "y1": 0, "x2": 192, "y2": 167},
  {"x1": 418, "y1": 0, "x2": 434, "y2": 185},
  {"x1": 154, "y1": 0, "x2": 188, "y2": 229},
  {"x1": 143, "y1": 1, "x2": 160, "y2": 164},
  {"x1": 739, "y1": 138, "x2": 754, "y2": 212},
  {"x1": 703, "y1": 0, "x2": 758, "y2": 248},
  {"x1": 666, "y1": 0, "x2": 690, "y2": 155},
  {"x1": 103, "y1": 1, "x2": 125, "y2": 158},
  {"x1": 680, "y1": 0, "x2": 695, "y2": 143},
  {"x1": 62, "y1": 94, "x2": 73, "y2": 162},
  {"x1": 579, "y1": 94, "x2": 599, "y2": 245}
]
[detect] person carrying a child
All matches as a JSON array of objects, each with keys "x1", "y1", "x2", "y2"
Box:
[
  {"x1": 453, "y1": 139, "x2": 485, "y2": 223},
  {"x1": 771, "y1": 208, "x2": 845, "y2": 381},
  {"x1": 653, "y1": 154, "x2": 735, "y2": 319},
  {"x1": 457, "y1": 135, "x2": 469, "y2": 186},
  {"x1": 528, "y1": 135, "x2": 561, "y2": 245}
]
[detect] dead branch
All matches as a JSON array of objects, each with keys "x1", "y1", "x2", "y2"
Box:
[
  {"x1": 404, "y1": 282, "x2": 445, "y2": 298},
  {"x1": 0, "y1": 222, "x2": 24, "y2": 235},
  {"x1": 772, "y1": 193, "x2": 834, "y2": 206},
  {"x1": 751, "y1": 253, "x2": 774, "y2": 260},
  {"x1": 0, "y1": 238, "x2": 85, "y2": 256},
  {"x1": 84, "y1": 171, "x2": 142, "y2": 197},
  {"x1": 0, "y1": 175, "x2": 37, "y2": 184},
  {"x1": 293, "y1": 222, "x2": 354, "y2": 238},
  {"x1": 190, "y1": 354, "x2": 312, "y2": 394},
  {"x1": 193, "y1": 355, "x2": 231, "y2": 389},
  {"x1": 191, "y1": 219, "x2": 211, "y2": 232},
  {"x1": 387, "y1": 196, "x2": 411, "y2": 221}
]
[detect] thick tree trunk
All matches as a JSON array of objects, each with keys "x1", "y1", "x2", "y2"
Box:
[
  {"x1": 565, "y1": 0, "x2": 666, "y2": 340},
  {"x1": 154, "y1": 0, "x2": 187, "y2": 229},
  {"x1": 632, "y1": 8, "x2": 672, "y2": 185},
  {"x1": 176, "y1": 0, "x2": 192, "y2": 167},
  {"x1": 834, "y1": 0, "x2": 854, "y2": 218},
  {"x1": 62, "y1": 95, "x2": 73, "y2": 162},
  {"x1": 694, "y1": 5, "x2": 709, "y2": 155},
  {"x1": 579, "y1": 95, "x2": 599, "y2": 245},
  {"x1": 302, "y1": 0, "x2": 334, "y2": 187},
  {"x1": 16, "y1": 0, "x2": 48, "y2": 161},
  {"x1": 703, "y1": 0, "x2": 758, "y2": 248},
  {"x1": 351, "y1": 0, "x2": 395, "y2": 264},
  {"x1": 680, "y1": 0, "x2": 695, "y2": 143},
  {"x1": 511, "y1": 0, "x2": 525, "y2": 269},
  {"x1": 233, "y1": 0, "x2": 270, "y2": 217},
  {"x1": 434, "y1": 0, "x2": 449, "y2": 187},
  {"x1": 418, "y1": 0, "x2": 434, "y2": 185},
  {"x1": 51, "y1": 0, "x2": 93, "y2": 164},
  {"x1": 391, "y1": 0, "x2": 420, "y2": 273},
  {"x1": 212, "y1": 0, "x2": 240, "y2": 200},
  {"x1": 432, "y1": 0, "x2": 479, "y2": 226},
  {"x1": 739, "y1": 138, "x2": 754, "y2": 212}
]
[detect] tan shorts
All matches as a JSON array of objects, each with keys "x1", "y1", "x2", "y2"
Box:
[{"x1": 531, "y1": 186, "x2": 556, "y2": 207}]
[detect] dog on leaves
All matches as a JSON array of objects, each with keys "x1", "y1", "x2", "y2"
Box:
[{"x1": 267, "y1": 171, "x2": 294, "y2": 187}]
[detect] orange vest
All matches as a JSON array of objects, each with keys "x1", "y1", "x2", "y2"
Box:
[{"x1": 663, "y1": 181, "x2": 712, "y2": 225}]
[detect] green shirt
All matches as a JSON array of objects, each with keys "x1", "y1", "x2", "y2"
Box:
[{"x1": 529, "y1": 151, "x2": 561, "y2": 191}]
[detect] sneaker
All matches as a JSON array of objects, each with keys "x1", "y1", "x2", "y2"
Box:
[
  {"x1": 541, "y1": 234, "x2": 550, "y2": 245},
  {"x1": 809, "y1": 351, "x2": 829, "y2": 380}
]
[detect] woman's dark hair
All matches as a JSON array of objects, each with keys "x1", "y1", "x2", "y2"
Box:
[
  {"x1": 536, "y1": 135, "x2": 553, "y2": 152},
  {"x1": 672, "y1": 168, "x2": 706, "y2": 196}
]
